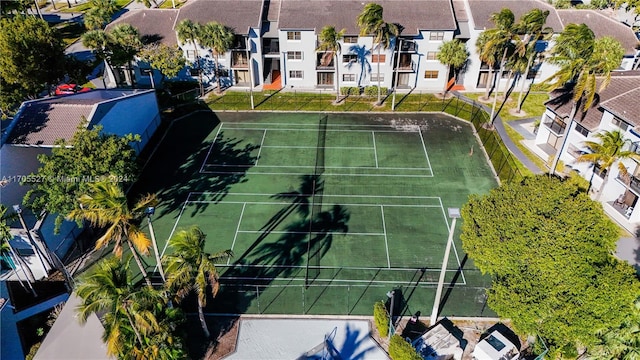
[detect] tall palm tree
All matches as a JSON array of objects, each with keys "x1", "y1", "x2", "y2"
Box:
[
  {"x1": 514, "y1": 9, "x2": 552, "y2": 112},
  {"x1": 544, "y1": 24, "x2": 625, "y2": 174},
  {"x1": 436, "y1": 39, "x2": 469, "y2": 96},
  {"x1": 109, "y1": 23, "x2": 142, "y2": 87},
  {"x1": 163, "y1": 226, "x2": 233, "y2": 338},
  {"x1": 317, "y1": 26, "x2": 346, "y2": 103},
  {"x1": 76, "y1": 256, "x2": 168, "y2": 358},
  {"x1": 357, "y1": 3, "x2": 399, "y2": 104},
  {"x1": 475, "y1": 31, "x2": 500, "y2": 100},
  {"x1": 176, "y1": 19, "x2": 204, "y2": 95},
  {"x1": 577, "y1": 130, "x2": 640, "y2": 201},
  {"x1": 199, "y1": 22, "x2": 235, "y2": 94},
  {"x1": 0, "y1": 205, "x2": 37, "y2": 293},
  {"x1": 67, "y1": 181, "x2": 156, "y2": 286}
]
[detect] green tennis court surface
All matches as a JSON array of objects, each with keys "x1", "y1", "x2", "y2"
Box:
[{"x1": 136, "y1": 111, "x2": 498, "y2": 317}]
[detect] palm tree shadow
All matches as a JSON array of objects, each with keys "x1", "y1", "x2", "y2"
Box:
[
  {"x1": 307, "y1": 324, "x2": 377, "y2": 360},
  {"x1": 347, "y1": 45, "x2": 372, "y2": 88}
]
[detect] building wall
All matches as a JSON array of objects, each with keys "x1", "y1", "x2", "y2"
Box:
[{"x1": 90, "y1": 91, "x2": 161, "y2": 153}]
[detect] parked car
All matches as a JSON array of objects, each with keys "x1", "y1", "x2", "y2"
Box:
[{"x1": 54, "y1": 84, "x2": 91, "y2": 96}]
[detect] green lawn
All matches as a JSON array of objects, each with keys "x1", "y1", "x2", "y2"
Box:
[
  {"x1": 54, "y1": 20, "x2": 85, "y2": 46},
  {"x1": 462, "y1": 92, "x2": 549, "y2": 121},
  {"x1": 58, "y1": 0, "x2": 130, "y2": 12}
]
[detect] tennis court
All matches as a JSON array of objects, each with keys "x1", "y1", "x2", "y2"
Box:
[{"x1": 137, "y1": 111, "x2": 498, "y2": 317}]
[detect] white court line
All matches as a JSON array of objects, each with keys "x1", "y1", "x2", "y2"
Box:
[
  {"x1": 200, "y1": 123, "x2": 224, "y2": 173},
  {"x1": 222, "y1": 276, "x2": 456, "y2": 285},
  {"x1": 262, "y1": 145, "x2": 374, "y2": 150},
  {"x1": 254, "y1": 129, "x2": 267, "y2": 166},
  {"x1": 192, "y1": 192, "x2": 442, "y2": 200},
  {"x1": 236, "y1": 230, "x2": 385, "y2": 236},
  {"x1": 219, "y1": 122, "x2": 400, "y2": 128},
  {"x1": 228, "y1": 202, "x2": 247, "y2": 265},
  {"x1": 418, "y1": 127, "x2": 433, "y2": 174},
  {"x1": 161, "y1": 198, "x2": 190, "y2": 257},
  {"x1": 380, "y1": 205, "x2": 391, "y2": 268},
  {"x1": 201, "y1": 170, "x2": 434, "y2": 178},
  {"x1": 372, "y1": 131, "x2": 379, "y2": 168},
  {"x1": 204, "y1": 164, "x2": 429, "y2": 170},
  {"x1": 187, "y1": 200, "x2": 441, "y2": 208},
  {"x1": 223, "y1": 127, "x2": 417, "y2": 133}
]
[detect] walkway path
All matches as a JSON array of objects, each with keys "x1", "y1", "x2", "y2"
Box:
[{"x1": 453, "y1": 92, "x2": 544, "y2": 175}]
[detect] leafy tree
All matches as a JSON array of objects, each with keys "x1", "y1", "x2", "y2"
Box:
[
  {"x1": 67, "y1": 181, "x2": 157, "y2": 287},
  {"x1": 357, "y1": 2, "x2": 399, "y2": 104},
  {"x1": 436, "y1": 39, "x2": 469, "y2": 96},
  {"x1": 0, "y1": 16, "x2": 65, "y2": 99},
  {"x1": 615, "y1": 0, "x2": 640, "y2": 15},
  {"x1": 198, "y1": 21, "x2": 235, "y2": 94},
  {"x1": 164, "y1": 226, "x2": 233, "y2": 338},
  {"x1": 388, "y1": 335, "x2": 422, "y2": 360},
  {"x1": 577, "y1": 130, "x2": 640, "y2": 200},
  {"x1": 590, "y1": 299, "x2": 640, "y2": 359},
  {"x1": 76, "y1": 256, "x2": 185, "y2": 359},
  {"x1": 23, "y1": 124, "x2": 139, "y2": 231},
  {"x1": 176, "y1": 19, "x2": 204, "y2": 95},
  {"x1": 461, "y1": 175, "x2": 640, "y2": 354},
  {"x1": 317, "y1": 26, "x2": 346, "y2": 102},
  {"x1": 139, "y1": 43, "x2": 186, "y2": 81}
]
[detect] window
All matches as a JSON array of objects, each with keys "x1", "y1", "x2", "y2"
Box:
[
  {"x1": 612, "y1": 116, "x2": 630, "y2": 131},
  {"x1": 289, "y1": 70, "x2": 303, "y2": 79},
  {"x1": 426, "y1": 51, "x2": 438, "y2": 60},
  {"x1": 574, "y1": 123, "x2": 590, "y2": 137},
  {"x1": 287, "y1": 51, "x2": 303, "y2": 60},
  {"x1": 371, "y1": 73, "x2": 384, "y2": 81},
  {"x1": 287, "y1": 31, "x2": 301, "y2": 40},
  {"x1": 429, "y1": 31, "x2": 444, "y2": 41},
  {"x1": 234, "y1": 70, "x2": 250, "y2": 84},
  {"x1": 371, "y1": 54, "x2": 386, "y2": 63},
  {"x1": 317, "y1": 72, "x2": 334, "y2": 86},
  {"x1": 343, "y1": 54, "x2": 357, "y2": 63},
  {"x1": 343, "y1": 74, "x2": 356, "y2": 82},
  {"x1": 424, "y1": 70, "x2": 439, "y2": 79},
  {"x1": 343, "y1": 36, "x2": 358, "y2": 44}
]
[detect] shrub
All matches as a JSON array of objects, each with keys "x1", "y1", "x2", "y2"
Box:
[
  {"x1": 389, "y1": 335, "x2": 422, "y2": 360},
  {"x1": 373, "y1": 301, "x2": 390, "y2": 337},
  {"x1": 25, "y1": 342, "x2": 41, "y2": 360},
  {"x1": 364, "y1": 85, "x2": 388, "y2": 97},
  {"x1": 340, "y1": 86, "x2": 360, "y2": 96}
]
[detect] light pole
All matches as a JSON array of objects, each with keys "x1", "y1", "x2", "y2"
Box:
[
  {"x1": 13, "y1": 205, "x2": 51, "y2": 276},
  {"x1": 430, "y1": 207, "x2": 461, "y2": 325},
  {"x1": 386, "y1": 290, "x2": 395, "y2": 340},
  {"x1": 391, "y1": 38, "x2": 402, "y2": 111},
  {"x1": 246, "y1": 36, "x2": 255, "y2": 109},
  {"x1": 145, "y1": 206, "x2": 165, "y2": 282}
]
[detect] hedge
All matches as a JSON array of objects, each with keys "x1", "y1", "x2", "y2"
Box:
[
  {"x1": 373, "y1": 300, "x2": 390, "y2": 338},
  {"x1": 389, "y1": 335, "x2": 422, "y2": 360}
]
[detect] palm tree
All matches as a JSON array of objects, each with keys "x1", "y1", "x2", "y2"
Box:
[
  {"x1": 317, "y1": 26, "x2": 346, "y2": 103},
  {"x1": 67, "y1": 181, "x2": 156, "y2": 287},
  {"x1": 0, "y1": 205, "x2": 37, "y2": 293},
  {"x1": 436, "y1": 39, "x2": 469, "y2": 96},
  {"x1": 163, "y1": 226, "x2": 233, "y2": 338},
  {"x1": 357, "y1": 2, "x2": 399, "y2": 104},
  {"x1": 514, "y1": 9, "x2": 552, "y2": 113},
  {"x1": 199, "y1": 22, "x2": 235, "y2": 94},
  {"x1": 544, "y1": 24, "x2": 625, "y2": 174},
  {"x1": 576, "y1": 130, "x2": 640, "y2": 201},
  {"x1": 176, "y1": 19, "x2": 204, "y2": 95},
  {"x1": 108, "y1": 23, "x2": 142, "y2": 87},
  {"x1": 590, "y1": 300, "x2": 640, "y2": 359},
  {"x1": 76, "y1": 256, "x2": 168, "y2": 358}
]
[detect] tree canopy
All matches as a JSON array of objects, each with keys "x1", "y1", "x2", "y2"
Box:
[
  {"x1": 139, "y1": 43, "x2": 186, "y2": 80},
  {"x1": 23, "y1": 123, "x2": 140, "y2": 232},
  {"x1": 0, "y1": 16, "x2": 65, "y2": 101},
  {"x1": 461, "y1": 175, "x2": 640, "y2": 355}
]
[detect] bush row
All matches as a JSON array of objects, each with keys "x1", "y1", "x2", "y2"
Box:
[{"x1": 340, "y1": 86, "x2": 389, "y2": 96}]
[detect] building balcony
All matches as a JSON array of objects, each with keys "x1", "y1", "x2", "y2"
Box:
[
  {"x1": 542, "y1": 119, "x2": 566, "y2": 135},
  {"x1": 393, "y1": 61, "x2": 415, "y2": 72},
  {"x1": 317, "y1": 52, "x2": 335, "y2": 70},
  {"x1": 231, "y1": 51, "x2": 249, "y2": 68},
  {"x1": 400, "y1": 41, "x2": 417, "y2": 52}
]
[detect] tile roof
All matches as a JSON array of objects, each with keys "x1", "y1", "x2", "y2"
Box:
[
  {"x1": 278, "y1": 0, "x2": 456, "y2": 36},
  {"x1": 176, "y1": 0, "x2": 263, "y2": 35},
  {"x1": 7, "y1": 98, "x2": 98, "y2": 145},
  {"x1": 468, "y1": 0, "x2": 563, "y2": 32},
  {"x1": 107, "y1": 9, "x2": 179, "y2": 46},
  {"x1": 545, "y1": 71, "x2": 640, "y2": 131},
  {"x1": 557, "y1": 10, "x2": 640, "y2": 55},
  {"x1": 601, "y1": 87, "x2": 640, "y2": 125}
]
